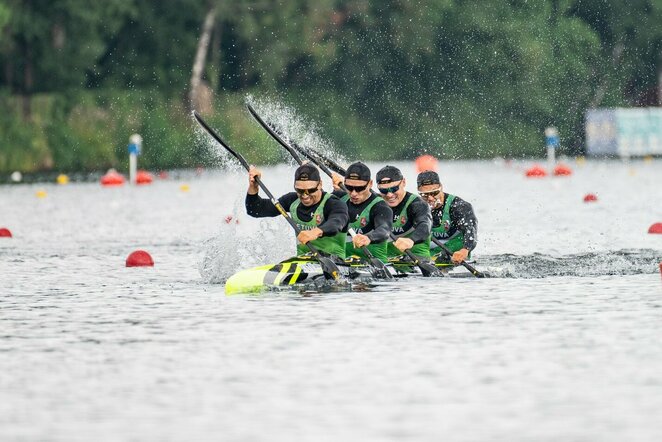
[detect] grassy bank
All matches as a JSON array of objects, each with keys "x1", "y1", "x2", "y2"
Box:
[{"x1": 1, "y1": 88, "x2": 552, "y2": 175}]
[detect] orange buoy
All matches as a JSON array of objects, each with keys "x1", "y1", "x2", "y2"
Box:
[
  {"x1": 648, "y1": 223, "x2": 662, "y2": 234},
  {"x1": 553, "y1": 163, "x2": 573, "y2": 176},
  {"x1": 583, "y1": 193, "x2": 598, "y2": 203},
  {"x1": 101, "y1": 170, "x2": 125, "y2": 186},
  {"x1": 415, "y1": 154, "x2": 438, "y2": 173},
  {"x1": 136, "y1": 170, "x2": 154, "y2": 185},
  {"x1": 525, "y1": 165, "x2": 547, "y2": 177},
  {"x1": 126, "y1": 250, "x2": 154, "y2": 267},
  {"x1": 0, "y1": 227, "x2": 12, "y2": 238}
]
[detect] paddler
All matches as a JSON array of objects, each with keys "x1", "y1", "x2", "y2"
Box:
[
  {"x1": 375, "y1": 165, "x2": 433, "y2": 261},
  {"x1": 416, "y1": 170, "x2": 477, "y2": 265},
  {"x1": 246, "y1": 163, "x2": 349, "y2": 259},
  {"x1": 330, "y1": 162, "x2": 393, "y2": 263}
]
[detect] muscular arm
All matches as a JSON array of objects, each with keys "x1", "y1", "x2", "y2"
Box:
[
  {"x1": 320, "y1": 196, "x2": 349, "y2": 236},
  {"x1": 408, "y1": 198, "x2": 432, "y2": 244},
  {"x1": 450, "y1": 198, "x2": 478, "y2": 250},
  {"x1": 245, "y1": 192, "x2": 297, "y2": 218},
  {"x1": 366, "y1": 202, "x2": 393, "y2": 243}
]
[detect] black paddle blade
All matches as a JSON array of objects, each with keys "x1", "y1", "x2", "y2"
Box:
[
  {"x1": 467, "y1": 266, "x2": 487, "y2": 278},
  {"x1": 368, "y1": 257, "x2": 393, "y2": 279},
  {"x1": 318, "y1": 256, "x2": 341, "y2": 280},
  {"x1": 419, "y1": 261, "x2": 445, "y2": 277}
]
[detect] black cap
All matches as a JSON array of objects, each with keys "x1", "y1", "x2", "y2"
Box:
[
  {"x1": 345, "y1": 162, "x2": 371, "y2": 181},
  {"x1": 376, "y1": 165, "x2": 403, "y2": 184},
  {"x1": 417, "y1": 170, "x2": 440, "y2": 187},
  {"x1": 294, "y1": 164, "x2": 321, "y2": 182}
]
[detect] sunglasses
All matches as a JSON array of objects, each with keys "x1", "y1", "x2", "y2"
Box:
[
  {"x1": 378, "y1": 182, "x2": 401, "y2": 195},
  {"x1": 344, "y1": 183, "x2": 369, "y2": 193},
  {"x1": 419, "y1": 189, "x2": 441, "y2": 198},
  {"x1": 294, "y1": 186, "x2": 320, "y2": 196}
]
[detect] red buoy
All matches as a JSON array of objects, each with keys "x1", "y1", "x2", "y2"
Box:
[
  {"x1": 659, "y1": 262, "x2": 662, "y2": 277},
  {"x1": 224, "y1": 215, "x2": 240, "y2": 224},
  {"x1": 158, "y1": 171, "x2": 169, "y2": 180},
  {"x1": 136, "y1": 170, "x2": 154, "y2": 185},
  {"x1": 101, "y1": 170, "x2": 125, "y2": 186},
  {"x1": 415, "y1": 154, "x2": 439, "y2": 173},
  {"x1": 553, "y1": 163, "x2": 573, "y2": 176},
  {"x1": 583, "y1": 193, "x2": 598, "y2": 203},
  {"x1": 525, "y1": 165, "x2": 547, "y2": 177},
  {"x1": 126, "y1": 250, "x2": 154, "y2": 267},
  {"x1": 0, "y1": 227, "x2": 12, "y2": 238},
  {"x1": 648, "y1": 223, "x2": 662, "y2": 234}
]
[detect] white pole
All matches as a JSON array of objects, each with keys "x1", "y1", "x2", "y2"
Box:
[
  {"x1": 545, "y1": 127, "x2": 559, "y2": 171},
  {"x1": 128, "y1": 134, "x2": 143, "y2": 185},
  {"x1": 129, "y1": 153, "x2": 137, "y2": 185}
]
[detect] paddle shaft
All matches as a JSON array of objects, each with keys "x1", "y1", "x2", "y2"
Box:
[
  {"x1": 430, "y1": 237, "x2": 484, "y2": 277},
  {"x1": 247, "y1": 103, "x2": 346, "y2": 175}
]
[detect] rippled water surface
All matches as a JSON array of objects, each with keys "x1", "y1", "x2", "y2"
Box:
[{"x1": 1, "y1": 159, "x2": 661, "y2": 441}]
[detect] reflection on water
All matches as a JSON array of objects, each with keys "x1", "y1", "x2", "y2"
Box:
[{"x1": 1, "y1": 160, "x2": 661, "y2": 441}]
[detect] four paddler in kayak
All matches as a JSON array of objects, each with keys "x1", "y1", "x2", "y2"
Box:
[
  {"x1": 330, "y1": 162, "x2": 393, "y2": 263},
  {"x1": 375, "y1": 165, "x2": 433, "y2": 262},
  {"x1": 416, "y1": 170, "x2": 478, "y2": 265},
  {"x1": 246, "y1": 163, "x2": 349, "y2": 260}
]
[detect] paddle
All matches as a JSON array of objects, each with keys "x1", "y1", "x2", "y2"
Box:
[
  {"x1": 348, "y1": 228, "x2": 392, "y2": 279},
  {"x1": 247, "y1": 103, "x2": 392, "y2": 279},
  {"x1": 245, "y1": 105, "x2": 441, "y2": 277},
  {"x1": 246, "y1": 103, "x2": 345, "y2": 175},
  {"x1": 193, "y1": 111, "x2": 341, "y2": 281},
  {"x1": 430, "y1": 237, "x2": 486, "y2": 278}
]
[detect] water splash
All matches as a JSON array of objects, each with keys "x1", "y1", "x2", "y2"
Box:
[
  {"x1": 245, "y1": 95, "x2": 347, "y2": 168},
  {"x1": 199, "y1": 197, "x2": 295, "y2": 283},
  {"x1": 190, "y1": 111, "x2": 242, "y2": 172},
  {"x1": 481, "y1": 249, "x2": 662, "y2": 279}
]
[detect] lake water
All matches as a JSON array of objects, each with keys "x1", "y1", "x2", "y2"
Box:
[{"x1": 1, "y1": 159, "x2": 661, "y2": 441}]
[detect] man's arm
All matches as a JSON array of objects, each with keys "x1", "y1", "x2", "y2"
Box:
[
  {"x1": 408, "y1": 198, "x2": 432, "y2": 244},
  {"x1": 365, "y1": 202, "x2": 393, "y2": 243},
  {"x1": 245, "y1": 192, "x2": 297, "y2": 218},
  {"x1": 451, "y1": 198, "x2": 478, "y2": 251},
  {"x1": 320, "y1": 196, "x2": 349, "y2": 236}
]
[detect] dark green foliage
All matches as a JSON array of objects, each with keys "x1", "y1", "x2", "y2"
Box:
[{"x1": 1, "y1": 0, "x2": 661, "y2": 173}]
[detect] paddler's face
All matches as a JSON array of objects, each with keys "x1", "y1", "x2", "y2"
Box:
[
  {"x1": 344, "y1": 178, "x2": 372, "y2": 204},
  {"x1": 418, "y1": 184, "x2": 443, "y2": 209},
  {"x1": 294, "y1": 180, "x2": 322, "y2": 206},
  {"x1": 377, "y1": 179, "x2": 406, "y2": 207}
]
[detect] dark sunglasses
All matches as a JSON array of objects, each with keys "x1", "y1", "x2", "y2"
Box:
[
  {"x1": 294, "y1": 186, "x2": 320, "y2": 196},
  {"x1": 344, "y1": 183, "x2": 369, "y2": 193},
  {"x1": 419, "y1": 189, "x2": 441, "y2": 198},
  {"x1": 378, "y1": 183, "x2": 401, "y2": 195}
]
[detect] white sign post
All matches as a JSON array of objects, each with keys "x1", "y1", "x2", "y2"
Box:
[
  {"x1": 545, "y1": 127, "x2": 559, "y2": 171},
  {"x1": 128, "y1": 134, "x2": 143, "y2": 185}
]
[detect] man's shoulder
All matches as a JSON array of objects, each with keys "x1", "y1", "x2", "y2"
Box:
[{"x1": 449, "y1": 194, "x2": 472, "y2": 208}]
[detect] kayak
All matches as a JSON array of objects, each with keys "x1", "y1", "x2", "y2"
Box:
[{"x1": 224, "y1": 255, "x2": 457, "y2": 295}]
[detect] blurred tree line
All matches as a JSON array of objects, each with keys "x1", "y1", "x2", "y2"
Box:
[{"x1": 1, "y1": 0, "x2": 661, "y2": 173}]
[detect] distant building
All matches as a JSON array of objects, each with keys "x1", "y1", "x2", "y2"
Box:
[{"x1": 585, "y1": 108, "x2": 662, "y2": 157}]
